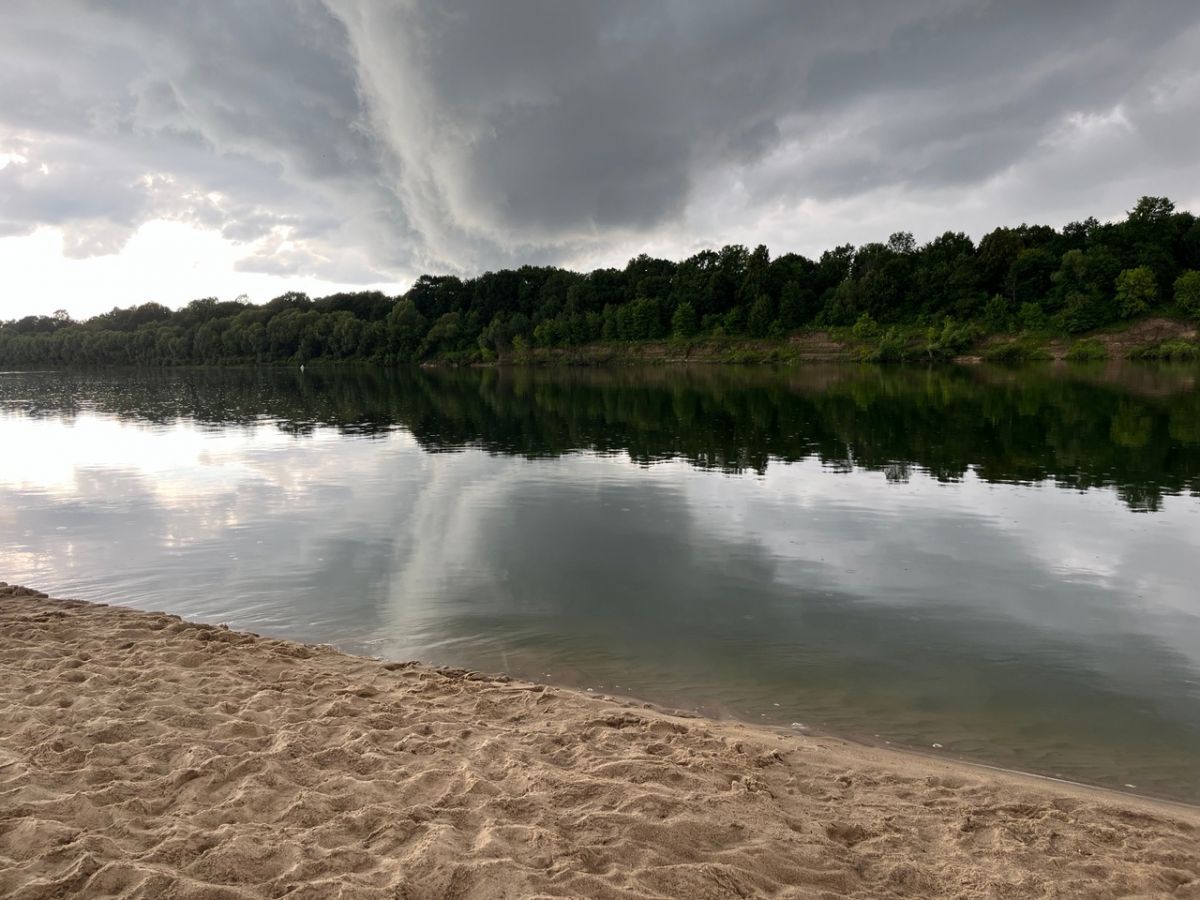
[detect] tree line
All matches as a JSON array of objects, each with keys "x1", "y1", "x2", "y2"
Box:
[{"x1": 3, "y1": 196, "x2": 1200, "y2": 367}]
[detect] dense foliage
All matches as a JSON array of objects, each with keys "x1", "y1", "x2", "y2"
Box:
[{"x1": 3, "y1": 196, "x2": 1199, "y2": 367}]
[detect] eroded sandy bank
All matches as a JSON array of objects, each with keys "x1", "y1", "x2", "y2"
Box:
[{"x1": 1, "y1": 583, "x2": 1197, "y2": 899}]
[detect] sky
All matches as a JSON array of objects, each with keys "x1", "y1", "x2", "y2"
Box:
[{"x1": 3, "y1": 0, "x2": 1200, "y2": 320}]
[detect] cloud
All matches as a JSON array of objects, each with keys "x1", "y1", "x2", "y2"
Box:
[
  {"x1": 0, "y1": 0, "x2": 406, "y2": 278},
  {"x1": 1, "y1": 0, "x2": 1199, "y2": 296}
]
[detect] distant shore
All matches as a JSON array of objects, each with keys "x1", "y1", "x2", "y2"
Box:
[
  {"x1": 483, "y1": 316, "x2": 1199, "y2": 367},
  {"x1": 2, "y1": 583, "x2": 1198, "y2": 898},
  {"x1": 3, "y1": 316, "x2": 1197, "y2": 373}
]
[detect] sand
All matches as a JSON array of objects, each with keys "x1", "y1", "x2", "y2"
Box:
[{"x1": 1, "y1": 584, "x2": 1198, "y2": 899}]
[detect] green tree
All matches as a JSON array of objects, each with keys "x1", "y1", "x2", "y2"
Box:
[
  {"x1": 420, "y1": 312, "x2": 465, "y2": 357},
  {"x1": 671, "y1": 301, "x2": 699, "y2": 338},
  {"x1": 747, "y1": 295, "x2": 774, "y2": 338},
  {"x1": 1007, "y1": 248, "x2": 1057, "y2": 308},
  {"x1": 776, "y1": 281, "x2": 808, "y2": 330},
  {"x1": 386, "y1": 302, "x2": 428, "y2": 362},
  {"x1": 1174, "y1": 270, "x2": 1200, "y2": 320},
  {"x1": 982, "y1": 295, "x2": 1013, "y2": 332},
  {"x1": 1114, "y1": 267, "x2": 1157, "y2": 318},
  {"x1": 621, "y1": 297, "x2": 665, "y2": 340},
  {"x1": 1128, "y1": 195, "x2": 1175, "y2": 225},
  {"x1": 722, "y1": 306, "x2": 746, "y2": 335},
  {"x1": 1018, "y1": 302, "x2": 1047, "y2": 332},
  {"x1": 1054, "y1": 248, "x2": 1121, "y2": 332},
  {"x1": 976, "y1": 227, "x2": 1024, "y2": 298},
  {"x1": 532, "y1": 317, "x2": 563, "y2": 347}
]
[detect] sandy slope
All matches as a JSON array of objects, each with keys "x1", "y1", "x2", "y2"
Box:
[{"x1": 1, "y1": 584, "x2": 1197, "y2": 899}]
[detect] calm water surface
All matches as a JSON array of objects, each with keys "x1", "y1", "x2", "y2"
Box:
[{"x1": 2, "y1": 364, "x2": 1199, "y2": 801}]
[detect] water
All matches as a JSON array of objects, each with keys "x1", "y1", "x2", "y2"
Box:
[{"x1": 2, "y1": 363, "x2": 1199, "y2": 802}]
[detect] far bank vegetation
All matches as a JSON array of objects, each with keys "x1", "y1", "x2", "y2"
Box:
[{"x1": 3, "y1": 197, "x2": 1199, "y2": 368}]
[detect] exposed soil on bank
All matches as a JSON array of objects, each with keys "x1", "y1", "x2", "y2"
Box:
[{"x1": 479, "y1": 318, "x2": 1199, "y2": 368}]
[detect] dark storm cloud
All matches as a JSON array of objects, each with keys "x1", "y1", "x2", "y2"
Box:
[
  {"x1": 1, "y1": 0, "x2": 1199, "y2": 283},
  {"x1": 756, "y1": 1, "x2": 1199, "y2": 196},
  {"x1": 0, "y1": 0, "x2": 404, "y2": 276}
]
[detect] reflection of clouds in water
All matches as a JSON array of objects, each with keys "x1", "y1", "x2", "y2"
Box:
[
  {"x1": 0, "y1": 411, "x2": 428, "y2": 637},
  {"x1": 659, "y1": 458, "x2": 1200, "y2": 666},
  {"x1": 382, "y1": 450, "x2": 518, "y2": 643},
  {"x1": 3, "y1": 408, "x2": 1197, "y2": 662},
  {"x1": 0, "y1": 413, "x2": 288, "y2": 498},
  {"x1": 0, "y1": 410, "x2": 421, "y2": 505},
  {"x1": 2, "y1": 408, "x2": 1199, "y2": 707},
  {"x1": 362, "y1": 450, "x2": 1200, "y2": 690}
]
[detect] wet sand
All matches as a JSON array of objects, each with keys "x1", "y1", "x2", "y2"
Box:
[{"x1": 1, "y1": 583, "x2": 1198, "y2": 899}]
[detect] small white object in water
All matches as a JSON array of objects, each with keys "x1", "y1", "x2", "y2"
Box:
[
  {"x1": 790, "y1": 722, "x2": 806, "y2": 730},
  {"x1": 932, "y1": 743, "x2": 943, "y2": 749},
  {"x1": 773, "y1": 703, "x2": 780, "y2": 707},
  {"x1": 1125, "y1": 783, "x2": 1137, "y2": 789},
  {"x1": 586, "y1": 688, "x2": 594, "y2": 692}
]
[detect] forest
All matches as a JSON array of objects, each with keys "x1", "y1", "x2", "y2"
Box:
[{"x1": 2, "y1": 196, "x2": 1199, "y2": 367}]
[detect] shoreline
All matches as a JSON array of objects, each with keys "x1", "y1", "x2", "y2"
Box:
[
  {"x1": 3, "y1": 583, "x2": 1199, "y2": 898},
  {"x1": 445, "y1": 661, "x2": 1200, "y2": 816},
  {"x1": 3, "y1": 315, "x2": 1197, "y2": 374}
]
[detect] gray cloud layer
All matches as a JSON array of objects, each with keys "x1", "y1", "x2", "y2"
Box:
[{"x1": 2, "y1": 0, "x2": 1199, "y2": 285}]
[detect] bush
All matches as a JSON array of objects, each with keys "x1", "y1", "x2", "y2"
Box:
[
  {"x1": 851, "y1": 312, "x2": 881, "y2": 341},
  {"x1": 855, "y1": 327, "x2": 910, "y2": 362},
  {"x1": 1066, "y1": 339, "x2": 1107, "y2": 361},
  {"x1": 925, "y1": 317, "x2": 981, "y2": 359},
  {"x1": 1127, "y1": 340, "x2": 1200, "y2": 360},
  {"x1": 983, "y1": 340, "x2": 1051, "y2": 364}
]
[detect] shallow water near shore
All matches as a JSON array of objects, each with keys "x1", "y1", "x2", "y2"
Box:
[{"x1": 2, "y1": 363, "x2": 1199, "y2": 802}]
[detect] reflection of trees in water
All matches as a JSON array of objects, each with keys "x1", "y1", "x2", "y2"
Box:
[{"x1": 3, "y1": 363, "x2": 1198, "y2": 511}]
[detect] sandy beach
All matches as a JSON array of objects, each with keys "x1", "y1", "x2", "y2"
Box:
[{"x1": 1, "y1": 584, "x2": 1198, "y2": 899}]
